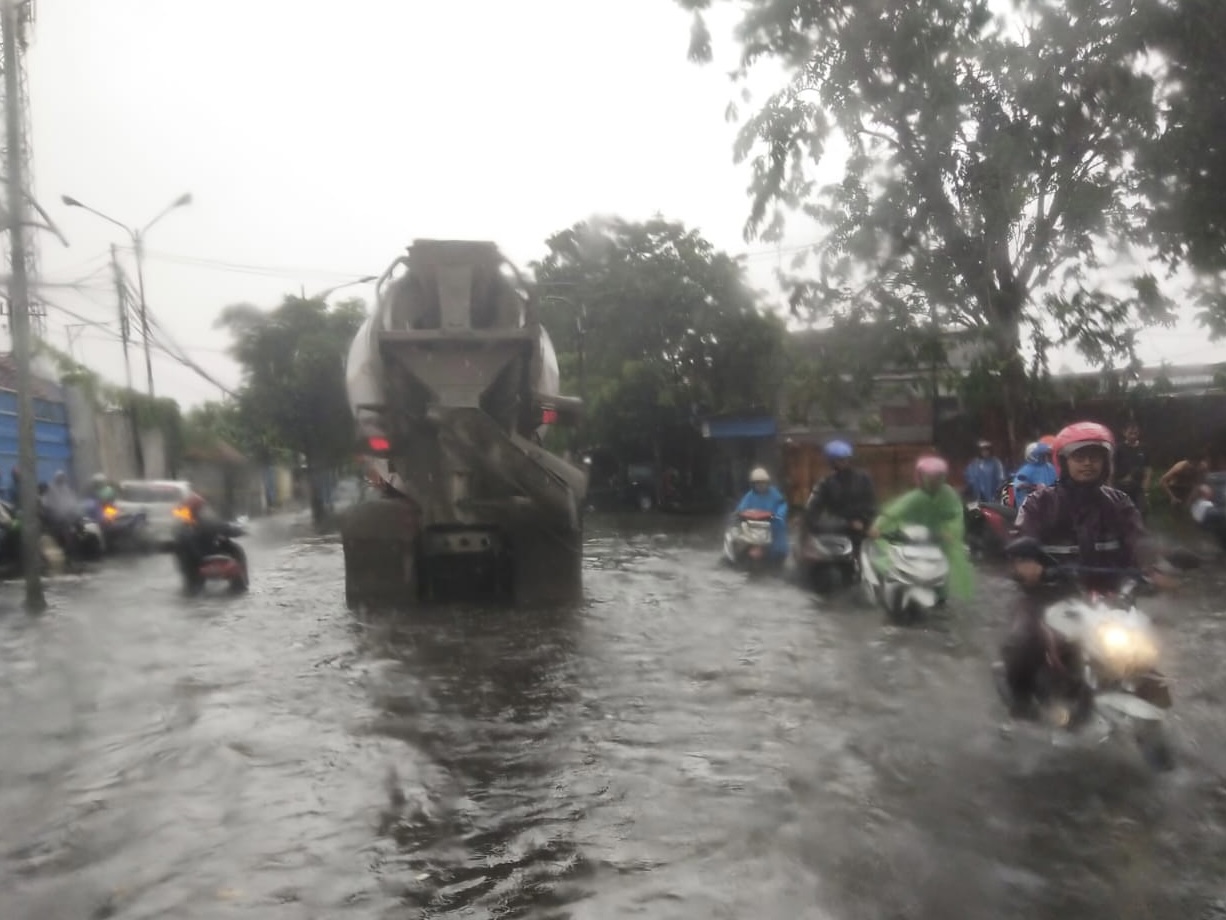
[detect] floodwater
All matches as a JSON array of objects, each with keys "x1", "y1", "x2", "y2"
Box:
[{"x1": 1, "y1": 514, "x2": 1226, "y2": 919}]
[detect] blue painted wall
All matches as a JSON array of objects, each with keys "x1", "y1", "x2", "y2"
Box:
[{"x1": 0, "y1": 389, "x2": 74, "y2": 491}]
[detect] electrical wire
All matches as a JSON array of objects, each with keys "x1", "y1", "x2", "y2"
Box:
[{"x1": 121, "y1": 246, "x2": 373, "y2": 282}]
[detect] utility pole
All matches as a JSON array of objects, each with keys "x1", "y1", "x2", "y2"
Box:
[
  {"x1": 3, "y1": 0, "x2": 44, "y2": 611},
  {"x1": 133, "y1": 231, "x2": 155, "y2": 397},
  {"x1": 112, "y1": 243, "x2": 145, "y2": 477}
]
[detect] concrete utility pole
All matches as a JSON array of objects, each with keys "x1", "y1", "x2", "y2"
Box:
[
  {"x1": 111, "y1": 243, "x2": 145, "y2": 477},
  {"x1": 3, "y1": 0, "x2": 44, "y2": 611}
]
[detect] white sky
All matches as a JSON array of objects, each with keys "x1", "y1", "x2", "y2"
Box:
[{"x1": 8, "y1": 0, "x2": 1222, "y2": 406}]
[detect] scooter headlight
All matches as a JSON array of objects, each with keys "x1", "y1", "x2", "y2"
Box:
[{"x1": 1095, "y1": 623, "x2": 1158, "y2": 673}]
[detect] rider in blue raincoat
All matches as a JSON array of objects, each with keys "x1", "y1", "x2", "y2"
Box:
[
  {"x1": 963, "y1": 439, "x2": 1006, "y2": 503},
  {"x1": 1011, "y1": 440, "x2": 1057, "y2": 508},
  {"x1": 735, "y1": 467, "x2": 790, "y2": 559}
]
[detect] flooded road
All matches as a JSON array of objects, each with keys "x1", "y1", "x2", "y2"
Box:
[{"x1": 2, "y1": 514, "x2": 1226, "y2": 919}]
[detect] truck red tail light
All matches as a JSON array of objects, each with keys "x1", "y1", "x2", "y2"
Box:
[
  {"x1": 367, "y1": 436, "x2": 391, "y2": 454},
  {"x1": 540, "y1": 407, "x2": 558, "y2": 425}
]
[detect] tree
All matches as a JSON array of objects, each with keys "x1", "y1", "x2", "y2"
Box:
[
  {"x1": 678, "y1": 0, "x2": 1175, "y2": 451},
  {"x1": 532, "y1": 216, "x2": 787, "y2": 460},
  {"x1": 1137, "y1": 1, "x2": 1226, "y2": 278},
  {"x1": 216, "y1": 295, "x2": 366, "y2": 522}
]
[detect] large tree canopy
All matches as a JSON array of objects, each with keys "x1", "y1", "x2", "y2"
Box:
[
  {"x1": 532, "y1": 217, "x2": 786, "y2": 457},
  {"x1": 1139, "y1": 0, "x2": 1226, "y2": 278},
  {"x1": 678, "y1": 0, "x2": 1175, "y2": 448},
  {"x1": 216, "y1": 295, "x2": 366, "y2": 519}
]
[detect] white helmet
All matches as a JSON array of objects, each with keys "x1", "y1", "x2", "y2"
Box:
[{"x1": 749, "y1": 466, "x2": 771, "y2": 484}]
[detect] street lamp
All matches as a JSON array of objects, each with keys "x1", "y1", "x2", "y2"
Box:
[
  {"x1": 60, "y1": 191, "x2": 192, "y2": 398},
  {"x1": 310, "y1": 275, "x2": 377, "y2": 301}
]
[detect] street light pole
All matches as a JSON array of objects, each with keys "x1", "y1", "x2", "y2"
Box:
[
  {"x1": 133, "y1": 230, "x2": 154, "y2": 397},
  {"x1": 59, "y1": 191, "x2": 192, "y2": 400}
]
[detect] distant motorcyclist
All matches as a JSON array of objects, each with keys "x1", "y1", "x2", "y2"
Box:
[
  {"x1": 42, "y1": 471, "x2": 82, "y2": 556},
  {"x1": 964, "y1": 439, "x2": 1006, "y2": 503},
  {"x1": 735, "y1": 467, "x2": 789, "y2": 561},
  {"x1": 1011, "y1": 441, "x2": 1056, "y2": 509},
  {"x1": 174, "y1": 492, "x2": 247, "y2": 573},
  {"x1": 1112, "y1": 423, "x2": 1151, "y2": 513},
  {"x1": 804, "y1": 439, "x2": 877, "y2": 560},
  {"x1": 997, "y1": 421, "x2": 1172, "y2": 719},
  {"x1": 868, "y1": 455, "x2": 974, "y2": 599}
]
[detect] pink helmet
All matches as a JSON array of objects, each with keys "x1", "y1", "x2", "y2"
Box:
[
  {"x1": 914, "y1": 454, "x2": 949, "y2": 485},
  {"x1": 1053, "y1": 421, "x2": 1114, "y2": 480}
]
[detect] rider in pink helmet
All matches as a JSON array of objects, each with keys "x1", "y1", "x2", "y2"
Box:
[
  {"x1": 867, "y1": 453, "x2": 973, "y2": 599},
  {"x1": 998, "y1": 420, "x2": 1172, "y2": 720}
]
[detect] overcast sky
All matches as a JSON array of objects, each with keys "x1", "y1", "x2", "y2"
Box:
[{"x1": 9, "y1": 0, "x2": 1220, "y2": 406}]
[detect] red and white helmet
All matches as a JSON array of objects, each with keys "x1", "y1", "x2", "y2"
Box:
[
  {"x1": 914, "y1": 454, "x2": 949, "y2": 485},
  {"x1": 1052, "y1": 421, "x2": 1114, "y2": 479}
]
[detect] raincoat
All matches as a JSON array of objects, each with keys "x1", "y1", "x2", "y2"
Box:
[
  {"x1": 964, "y1": 456, "x2": 1006, "y2": 503},
  {"x1": 735, "y1": 485, "x2": 790, "y2": 558},
  {"x1": 1012, "y1": 461, "x2": 1056, "y2": 508},
  {"x1": 872, "y1": 483, "x2": 974, "y2": 599}
]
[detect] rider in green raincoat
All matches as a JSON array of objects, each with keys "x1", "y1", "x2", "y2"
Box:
[{"x1": 868, "y1": 454, "x2": 974, "y2": 600}]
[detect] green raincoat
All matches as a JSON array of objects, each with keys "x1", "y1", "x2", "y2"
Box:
[{"x1": 871, "y1": 483, "x2": 974, "y2": 600}]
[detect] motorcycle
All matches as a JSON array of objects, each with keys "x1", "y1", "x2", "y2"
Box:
[
  {"x1": 860, "y1": 524, "x2": 950, "y2": 622},
  {"x1": 80, "y1": 497, "x2": 149, "y2": 554},
  {"x1": 723, "y1": 509, "x2": 782, "y2": 571},
  {"x1": 964, "y1": 499, "x2": 1018, "y2": 560},
  {"x1": 995, "y1": 543, "x2": 1183, "y2": 770},
  {"x1": 174, "y1": 520, "x2": 250, "y2": 594},
  {"x1": 796, "y1": 515, "x2": 857, "y2": 591}
]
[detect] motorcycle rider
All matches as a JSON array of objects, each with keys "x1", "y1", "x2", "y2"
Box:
[
  {"x1": 42, "y1": 470, "x2": 81, "y2": 558},
  {"x1": 997, "y1": 421, "x2": 1173, "y2": 719},
  {"x1": 734, "y1": 467, "x2": 789, "y2": 562},
  {"x1": 1011, "y1": 440, "x2": 1057, "y2": 508},
  {"x1": 964, "y1": 439, "x2": 1006, "y2": 503},
  {"x1": 868, "y1": 455, "x2": 974, "y2": 599},
  {"x1": 174, "y1": 492, "x2": 248, "y2": 575},
  {"x1": 804, "y1": 439, "x2": 877, "y2": 562}
]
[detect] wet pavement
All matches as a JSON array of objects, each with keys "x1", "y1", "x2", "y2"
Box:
[{"x1": 1, "y1": 514, "x2": 1226, "y2": 919}]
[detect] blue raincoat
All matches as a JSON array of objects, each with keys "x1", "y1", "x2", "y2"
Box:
[
  {"x1": 1012, "y1": 460, "x2": 1056, "y2": 507},
  {"x1": 963, "y1": 457, "x2": 1006, "y2": 503},
  {"x1": 735, "y1": 485, "x2": 790, "y2": 558}
]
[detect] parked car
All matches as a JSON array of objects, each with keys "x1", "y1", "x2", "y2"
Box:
[
  {"x1": 113, "y1": 480, "x2": 195, "y2": 550},
  {"x1": 585, "y1": 462, "x2": 659, "y2": 512}
]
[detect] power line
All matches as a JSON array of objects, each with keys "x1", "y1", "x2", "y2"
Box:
[{"x1": 120, "y1": 246, "x2": 373, "y2": 282}]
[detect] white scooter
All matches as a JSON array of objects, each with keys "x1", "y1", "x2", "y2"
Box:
[
  {"x1": 860, "y1": 524, "x2": 950, "y2": 622},
  {"x1": 723, "y1": 509, "x2": 781, "y2": 572}
]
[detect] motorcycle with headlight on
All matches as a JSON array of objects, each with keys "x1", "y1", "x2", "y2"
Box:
[{"x1": 998, "y1": 540, "x2": 1192, "y2": 771}]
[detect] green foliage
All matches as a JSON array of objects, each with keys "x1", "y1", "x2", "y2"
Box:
[
  {"x1": 677, "y1": 0, "x2": 1174, "y2": 445},
  {"x1": 1139, "y1": 0, "x2": 1226, "y2": 276},
  {"x1": 215, "y1": 295, "x2": 367, "y2": 469},
  {"x1": 532, "y1": 216, "x2": 786, "y2": 455}
]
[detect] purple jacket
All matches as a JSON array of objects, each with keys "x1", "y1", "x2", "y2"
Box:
[{"x1": 1015, "y1": 481, "x2": 1148, "y2": 589}]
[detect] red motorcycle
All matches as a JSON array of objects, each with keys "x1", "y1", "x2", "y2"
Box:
[{"x1": 964, "y1": 499, "x2": 1018, "y2": 560}]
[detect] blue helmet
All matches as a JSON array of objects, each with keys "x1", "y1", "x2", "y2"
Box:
[
  {"x1": 824, "y1": 439, "x2": 854, "y2": 460},
  {"x1": 1025, "y1": 440, "x2": 1052, "y2": 463}
]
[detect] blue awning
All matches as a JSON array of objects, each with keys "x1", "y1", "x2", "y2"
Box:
[{"x1": 700, "y1": 416, "x2": 778, "y2": 440}]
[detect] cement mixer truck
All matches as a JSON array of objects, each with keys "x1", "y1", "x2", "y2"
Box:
[{"x1": 341, "y1": 239, "x2": 588, "y2": 607}]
